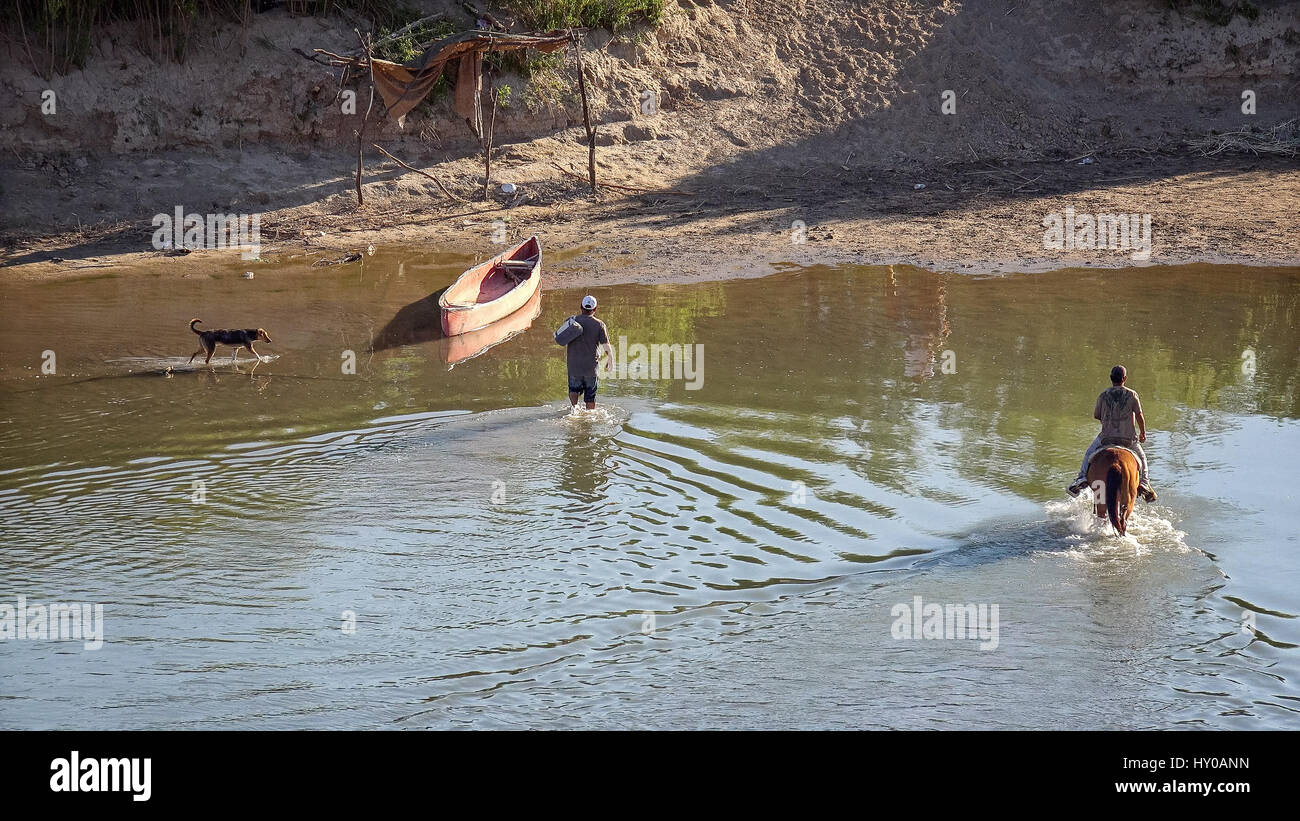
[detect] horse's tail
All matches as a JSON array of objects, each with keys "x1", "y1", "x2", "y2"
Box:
[{"x1": 1105, "y1": 463, "x2": 1124, "y2": 535}]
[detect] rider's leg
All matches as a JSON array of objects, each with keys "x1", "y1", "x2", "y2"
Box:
[
  {"x1": 1075, "y1": 435, "x2": 1103, "y2": 483},
  {"x1": 1069, "y1": 435, "x2": 1104, "y2": 494},
  {"x1": 1128, "y1": 440, "x2": 1157, "y2": 501},
  {"x1": 1132, "y1": 442, "x2": 1150, "y2": 486}
]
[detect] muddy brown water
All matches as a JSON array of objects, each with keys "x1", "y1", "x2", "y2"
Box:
[{"x1": 1, "y1": 252, "x2": 1297, "y2": 729}]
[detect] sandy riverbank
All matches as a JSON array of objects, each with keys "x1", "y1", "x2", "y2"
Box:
[
  {"x1": 3, "y1": 149, "x2": 1296, "y2": 287},
  {"x1": 2, "y1": 1, "x2": 1297, "y2": 286}
]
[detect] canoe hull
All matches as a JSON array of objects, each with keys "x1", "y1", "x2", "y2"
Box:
[
  {"x1": 441, "y1": 288, "x2": 542, "y2": 367},
  {"x1": 439, "y1": 236, "x2": 541, "y2": 336}
]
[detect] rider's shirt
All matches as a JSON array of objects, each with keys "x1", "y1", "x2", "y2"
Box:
[{"x1": 1095, "y1": 385, "x2": 1141, "y2": 443}]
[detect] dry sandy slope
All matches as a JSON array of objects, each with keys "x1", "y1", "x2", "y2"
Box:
[{"x1": 1, "y1": 0, "x2": 1297, "y2": 282}]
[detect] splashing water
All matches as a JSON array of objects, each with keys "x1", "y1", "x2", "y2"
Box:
[
  {"x1": 1043, "y1": 497, "x2": 1193, "y2": 559},
  {"x1": 559, "y1": 403, "x2": 627, "y2": 428}
]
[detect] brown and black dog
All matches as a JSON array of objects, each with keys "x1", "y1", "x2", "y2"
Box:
[{"x1": 188, "y1": 318, "x2": 272, "y2": 364}]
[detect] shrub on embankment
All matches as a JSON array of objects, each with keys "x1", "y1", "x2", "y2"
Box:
[{"x1": 8, "y1": 1, "x2": 664, "y2": 77}]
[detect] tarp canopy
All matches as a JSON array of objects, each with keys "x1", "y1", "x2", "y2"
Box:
[{"x1": 368, "y1": 30, "x2": 571, "y2": 131}]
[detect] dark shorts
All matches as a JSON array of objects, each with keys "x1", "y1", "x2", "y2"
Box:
[{"x1": 568, "y1": 375, "x2": 598, "y2": 403}]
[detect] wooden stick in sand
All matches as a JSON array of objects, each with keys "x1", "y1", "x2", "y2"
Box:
[{"x1": 372, "y1": 144, "x2": 468, "y2": 202}]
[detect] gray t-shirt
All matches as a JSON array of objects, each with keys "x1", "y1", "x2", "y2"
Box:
[
  {"x1": 1095, "y1": 385, "x2": 1142, "y2": 443},
  {"x1": 566, "y1": 314, "x2": 608, "y2": 380}
]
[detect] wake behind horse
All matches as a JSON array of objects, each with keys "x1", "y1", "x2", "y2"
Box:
[{"x1": 1086, "y1": 446, "x2": 1140, "y2": 535}]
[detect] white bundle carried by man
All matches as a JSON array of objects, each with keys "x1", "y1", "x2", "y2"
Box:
[{"x1": 554, "y1": 316, "x2": 583, "y2": 345}]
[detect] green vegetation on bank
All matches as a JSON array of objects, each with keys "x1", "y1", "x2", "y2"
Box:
[
  {"x1": 12, "y1": 1, "x2": 438, "y2": 75},
  {"x1": 10, "y1": 0, "x2": 663, "y2": 77},
  {"x1": 501, "y1": 0, "x2": 664, "y2": 32},
  {"x1": 1167, "y1": 0, "x2": 1259, "y2": 25},
  {"x1": 373, "y1": 12, "x2": 457, "y2": 63}
]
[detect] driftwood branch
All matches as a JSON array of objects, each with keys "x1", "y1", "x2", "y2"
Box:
[
  {"x1": 292, "y1": 47, "x2": 334, "y2": 65},
  {"x1": 370, "y1": 12, "x2": 448, "y2": 52},
  {"x1": 463, "y1": 1, "x2": 511, "y2": 30},
  {"x1": 311, "y1": 48, "x2": 355, "y2": 65},
  {"x1": 372, "y1": 144, "x2": 468, "y2": 202},
  {"x1": 1188, "y1": 118, "x2": 1299, "y2": 157}
]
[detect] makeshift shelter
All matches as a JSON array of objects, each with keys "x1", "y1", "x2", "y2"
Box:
[
  {"x1": 333, "y1": 30, "x2": 570, "y2": 132},
  {"x1": 308, "y1": 27, "x2": 597, "y2": 202}
]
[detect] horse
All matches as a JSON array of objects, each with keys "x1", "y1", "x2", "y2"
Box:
[{"x1": 1085, "y1": 446, "x2": 1140, "y2": 536}]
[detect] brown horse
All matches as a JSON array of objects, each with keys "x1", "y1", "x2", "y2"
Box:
[{"x1": 1086, "y1": 447, "x2": 1140, "y2": 535}]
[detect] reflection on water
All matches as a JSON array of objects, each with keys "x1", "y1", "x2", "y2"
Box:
[
  {"x1": 0, "y1": 254, "x2": 1297, "y2": 729},
  {"x1": 442, "y1": 289, "x2": 543, "y2": 369}
]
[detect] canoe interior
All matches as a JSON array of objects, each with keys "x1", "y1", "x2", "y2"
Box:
[{"x1": 443, "y1": 237, "x2": 540, "y2": 309}]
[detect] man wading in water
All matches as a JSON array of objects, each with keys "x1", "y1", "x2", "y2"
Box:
[
  {"x1": 1068, "y1": 365, "x2": 1157, "y2": 502},
  {"x1": 566, "y1": 295, "x2": 614, "y2": 410}
]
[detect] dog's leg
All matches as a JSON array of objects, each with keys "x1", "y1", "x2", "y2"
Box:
[
  {"x1": 231, "y1": 347, "x2": 241, "y2": 363},
  {"x1": 247, "y1": 344, "x2": 262, "y2": 362},
  {"x1": 189, "y1": 349, "x2": 204, "y2": 364}
]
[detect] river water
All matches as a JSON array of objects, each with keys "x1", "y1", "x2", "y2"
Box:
[{"x1": 1, "y1": 252, "x2": 1297, "y2": 729}]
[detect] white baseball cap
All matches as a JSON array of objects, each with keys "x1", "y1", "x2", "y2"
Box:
[{"x1": 581, "y1": 295, "x2": 597, "y2": 310}]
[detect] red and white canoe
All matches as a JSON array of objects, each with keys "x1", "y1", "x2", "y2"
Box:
[
  {"x1": 441, "y1": 287, "x2": 542, "y2": 368},
  {"x1": 439, "y1": 235, "x2": 541, "y2": 337}
]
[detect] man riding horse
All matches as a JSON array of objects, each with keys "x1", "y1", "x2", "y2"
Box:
[{"x1": 1068, "y1": 365, "x2": 1157, "y2": 503}]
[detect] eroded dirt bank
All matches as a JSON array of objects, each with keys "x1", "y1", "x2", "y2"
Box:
[{"x1": 2, "y1": 0, "x2": 1298, "y2": 284}]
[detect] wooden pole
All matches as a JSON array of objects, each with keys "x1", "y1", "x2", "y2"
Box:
[
  {"x1": 483, "y1": 51, "x2": 497, "y2": 201},
  {"x1": 355, "y1": 30, "x2": 375, "y2": 207},
  {"x1": 572, "y1": 32, "x2": 597, "y2": 197}
]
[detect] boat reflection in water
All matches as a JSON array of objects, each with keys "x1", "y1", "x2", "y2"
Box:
[
  {"x1": 439, "y1": 235, "x2": 541, "y2": 336},
  {"x1": 440, "y1": 288, "x2": 543, "y2": 368}
]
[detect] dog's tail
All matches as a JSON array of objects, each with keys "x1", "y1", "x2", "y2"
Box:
[{"x1": 189, "y1": 318, "x2": 204, "y2": 334}]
